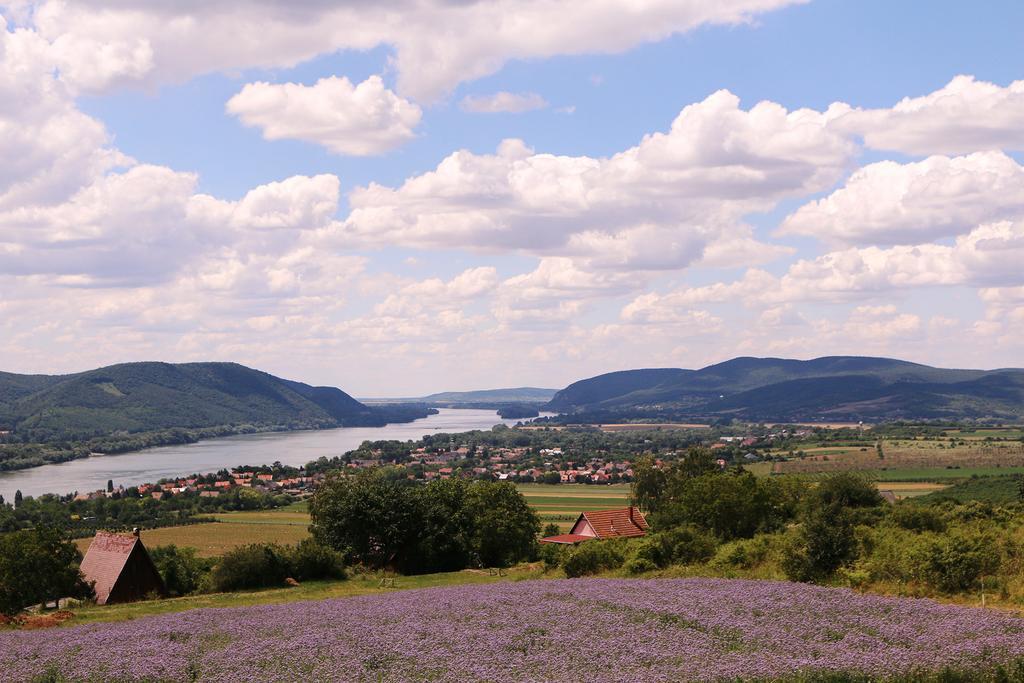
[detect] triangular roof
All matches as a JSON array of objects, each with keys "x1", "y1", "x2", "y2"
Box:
[
  {"x1": 79, "y1": 531, "x2": 160, "y2": 605},
  {"x1": 576, "y1": 507, "x2": 649, "y2": 540}
]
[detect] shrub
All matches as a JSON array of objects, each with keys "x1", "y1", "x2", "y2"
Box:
[
  {"x1": 211, "y1": 544, "x2": 292, "y2": 592},
  {"x1": 624, "y1": 557, "x2": 657, "y2": 575},
  {"x1": 542, "y1": 523, "x2": 561, "y2": 538},
  {"x1": 711, "y1": 535, "x2": 774, "y2": 570},
  {"x1": 636, "y1": 525, "x2": 717, "y2": 568},
  {"x1": 925, "y1": 530, "x2": 1001, "y2": 593},
  {"x1": 289, "y1": 539, "x2": 346, "y2": 582},
  {"x1": 783, "y1": 507, "x2": 858, "y2": 583},
  {"x1": 562, "y1": 541, "x2": 626, "y2": 578},
  {"x1": 891, "y1": 505, "x2": 947, "y2": 533},
  {"x1": 814, "y1": 472, "x2": 883, "y2": 509},
  {"x1": 149, "y1": 545, "x2": 213, "y2": 597},
  {"x1": 539, "y1": 543, "x2": 566, "y2": 571}
]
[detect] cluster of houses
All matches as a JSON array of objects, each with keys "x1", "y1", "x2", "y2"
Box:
[{"x1": 71, "y1": 469, "x2": 322, "y2": 503}]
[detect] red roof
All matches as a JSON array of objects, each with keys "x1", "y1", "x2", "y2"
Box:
[
  {"x1": 79, "y1": 532, "x2": 140, "y2": 605},
  {"x1": 575, "y1": 507, "x2": 648, "y2": 540},
  {"x1": 539, "y1": 533, "x2": 592, "y2": 545}
]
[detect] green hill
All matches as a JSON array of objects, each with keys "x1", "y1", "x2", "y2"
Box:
[
  {"x1": 0, "y1": 362, "x2": 393, "y2": 442},
  {"x1": 545, "y1": 356, "x2": 1024, "y2": 422}
]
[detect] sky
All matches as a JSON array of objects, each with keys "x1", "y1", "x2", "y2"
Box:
[{"x1": 1, "y1": 0, "x2": 1023, "y2": 396}]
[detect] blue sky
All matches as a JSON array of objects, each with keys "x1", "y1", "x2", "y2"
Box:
[{"x1": 2, "y1": 0, "x2": 1024, "y2": 394}]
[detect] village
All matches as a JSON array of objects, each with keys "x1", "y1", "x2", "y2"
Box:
[{"x1": 57, "y1": 426, "x2": 829, "y2": 505}]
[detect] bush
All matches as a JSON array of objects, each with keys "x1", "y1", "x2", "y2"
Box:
[
  {"x1": 891, "y1": 505, "x2": 947, "y2": 533},
  {"x1": 289, "y1": 539, "x2": 347, "y2": 582},
  {"x1": 562, "y1": 541, "x2": 626, "y2": 578},
  {"x1": 925, "y1": 530, "x2": 1001, "y2": 593},
  {"x1": 624, "y1": 557, "x2": 657, "y2": 575},
  {"x1": 539, "y1": 542, "x2": 566, "y2": 571},
  {"x1": 211, "y1": 544, "x2": 293, "y2": 592},
  {"x1": 711, "y1": 535, "x2": 774, "y2": 570},
  {"x1": 783, "y1": 507, "x2": 858, "y2": 583},
  {"x1": 149, "y1": 545, "x2": 213, "y2": 597},
  {"x1": 635, "y1": 525, "x2": 717, "y2": 568}
]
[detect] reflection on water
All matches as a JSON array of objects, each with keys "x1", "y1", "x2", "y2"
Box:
[{"x1": 0, "y1": 409, "x2": 547, "y2": 500}]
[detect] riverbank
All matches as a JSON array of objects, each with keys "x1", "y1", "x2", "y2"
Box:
[{"x1": 0, "y1": 409, "x2": 527, "y2": 501}]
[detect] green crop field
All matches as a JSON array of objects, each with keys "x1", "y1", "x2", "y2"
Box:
[
  {"x1": 517, "y1": 483, "x2": 631, "y2": 531},
  {"x1": 75, "y1": 520, "x2": 310, "y2": 558}
]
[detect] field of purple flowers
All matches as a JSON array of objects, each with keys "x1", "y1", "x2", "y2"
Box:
[{"x1": 3, "y1": 578, "x2": 1024, "y2": 682}]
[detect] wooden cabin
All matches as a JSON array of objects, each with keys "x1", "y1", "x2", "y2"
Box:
[
  {"x1": 79, "y1": 530, "x2": 166, "y2": 605},
  {"x1": 540, "y1": 506, "x2": 649, "y2": 545}
]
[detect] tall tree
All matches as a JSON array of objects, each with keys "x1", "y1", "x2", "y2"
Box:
[{"x1": 0, "y1": 527, "x2": 92, "y2": 615}]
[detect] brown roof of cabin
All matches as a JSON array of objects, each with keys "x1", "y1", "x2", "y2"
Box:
[
  {"x1": 578, "y1": 507, "x2": 649, "y2": 539},
  {"x1": 79, "y1": 531, "x2": 142, "y2": 605}
]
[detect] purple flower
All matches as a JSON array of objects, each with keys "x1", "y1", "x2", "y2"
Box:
[{"x1": 1, "y1": 578, "x2": 1022, "y2": 681}]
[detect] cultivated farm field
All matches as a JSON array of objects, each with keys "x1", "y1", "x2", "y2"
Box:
[
  {"x1": 6, "y1": 578, "x2": 1024, "y2": 681},
  {"x1": 772, "y1": 440, "x2": 1024, "y2": 477},
  {"x1": 74, "y1": 519, "x2": 310, "y2": 558},
  {"x1": 516, "y1": 483, "x2": 630, "y2": 530}
]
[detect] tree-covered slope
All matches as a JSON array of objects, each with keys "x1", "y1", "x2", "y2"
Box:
[
  {"x1": 545, "y1": 357, "x2": 1024, "y2": 421},
  {"x1": 0, "y1": 362, "x2": 379, "y2": 441},
  {"x1": 545, "y1": 368, "x2": 692, "y2": 412}
]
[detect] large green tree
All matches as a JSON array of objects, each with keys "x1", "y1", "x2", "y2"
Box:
[
  {"x1": 310, "y1": 468, "x2": 419, "y2": 569},
  {"x1": 310, "y1": 469, "x2": 539, "y2": 572},
  {"x1": 465, "y1": 481, "x2": 540, "y2": 568},
  {"x1": 0, "y1": 526, "x2": 92, "y2": 615}
]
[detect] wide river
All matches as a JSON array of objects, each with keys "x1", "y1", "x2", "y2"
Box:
[{"x1": 0, "y1": 408, "x2": 544, "y2": 501}]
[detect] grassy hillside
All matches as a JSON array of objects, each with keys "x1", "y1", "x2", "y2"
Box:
[
  {"x1": 545, "y1": 356, "x2": 1024, "y2": 422},
  {"x1": 0, "y1": 362, "x2": 379, "y2": 442}
]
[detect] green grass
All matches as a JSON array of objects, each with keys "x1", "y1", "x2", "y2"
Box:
[{"x1": 62, "y1": 566, "x2": 547, "y2": 627}]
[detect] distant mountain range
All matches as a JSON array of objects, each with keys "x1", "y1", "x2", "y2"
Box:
[
  {"x1": 545, "y1": 357, "x2": 1024, "y2": 422},
  {"x1": 0, "y1": 362, "x2": 428, "y2": 443},
  {"x1": 362, "y1": 387, "x2": 556, "y2": 405},
  {"x1": 420, "y1": 387, "x2": 556, "y2": 404}
]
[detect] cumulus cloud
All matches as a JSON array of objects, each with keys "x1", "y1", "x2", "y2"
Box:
[
  {"x1": 460, "y1": 92, "x2": 548, "y2": 113},
  {"x1": 832, "y1": 75, "x2": 1024, "y2": 155},
  {"x1": 627, "y1": 220, "x2": 1024, "y2": 313},
  {"x1": 7, "y1": 0, "x2": 806, "y2": 100},
  {"x1": 226, "y1": 76, "x2": 421, "y2": 155},
  {"x1": 340, "y1": 90, "x2": 854, "y2": 270},
  {"x1": 779, "y1": 151, "x2": 1024, "y2": 246},
  {"x1": 0, "y1": 19, "x2": 128, "y2": 209}
]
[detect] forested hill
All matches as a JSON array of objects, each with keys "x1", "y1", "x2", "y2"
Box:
[
  {"x1": 545, "y1": 356, "x2": 1024, "y2": 422},
  {"x1": 0, "y1": 362, "x2": 414, "y2": 443}
]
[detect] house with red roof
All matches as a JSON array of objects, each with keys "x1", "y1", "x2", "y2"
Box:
[
  {"x1": 540, "y1": 507, "x2": 649, "y2": 545},
  {"x1": 79, "y1": 530, "x2": 166, "y2": 605}
]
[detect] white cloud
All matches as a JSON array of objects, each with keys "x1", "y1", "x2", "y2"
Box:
[
  {"x1": 460, "y1": 91, "x2": 548, "y2": 114},
  {"x1": 833, "y1": 75, "x2": 1024, "y2": 156},
  {"x1": 340, "y1": 90, "x2": 854, "y2": 270},
  {"x1": 226, "y1": 76, "x2": 421, "y2": 156},
  {"x1": 0, "y1": 18, "x2": 128, "y2": 209},
  {"x1": 8, "y1": 0, "x2": 806, "y2": 100},
  {"x1": 779, "y1": 151, "x2": 1024, "y2": 246},
  {"x1": 628, "y1": 219, "x2": 1024, "y2": 312}
]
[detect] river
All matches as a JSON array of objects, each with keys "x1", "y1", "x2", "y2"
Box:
[{"x1": 0, "y1": 409, "x2": 547, "y2": 501}]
